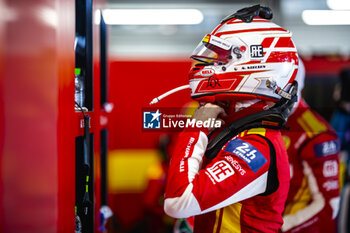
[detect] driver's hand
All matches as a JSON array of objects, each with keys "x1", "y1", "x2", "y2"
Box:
[{"x1": 192, "y1": 103, "x2": 227, "y2": 131}]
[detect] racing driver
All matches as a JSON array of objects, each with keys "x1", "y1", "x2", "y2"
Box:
[{"x1": 159, "y1": 5, "x2": 300, "y2": 233}]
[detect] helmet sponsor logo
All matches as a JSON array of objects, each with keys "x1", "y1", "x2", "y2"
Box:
[
  {"x1": 200, "y1": 68, "x2": 215, "y2": 76},
  {"x1": 206, "y1": 76, "x2": 221, "y2": 88},
  {"x1": 250, "y1": 45, "x2": 264, "y2": 59},
  {"x1": 209, "y1": 36, "x2": 231, "y2": 50},
  {"x1": 197, "y1": 78, "x2": 238, "y2": 93}
]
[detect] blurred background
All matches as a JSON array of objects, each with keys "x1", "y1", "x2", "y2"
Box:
[
  {"x1": 0, "y1": 0, "x2": 349, "y2": 232},
  {"x1": 106, "y1": 1, "x2": 350, "y2": 230}
]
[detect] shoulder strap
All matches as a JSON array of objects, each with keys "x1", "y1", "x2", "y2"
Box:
[{"x1": 256, "y1": 135, "x2": 279, "y2": 196}]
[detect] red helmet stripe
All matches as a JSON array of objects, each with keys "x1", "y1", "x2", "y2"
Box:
[
  {"x1": 261, "y1": 37, "x2": 275, "y2": 48},
  {"x1": 226, "y1": 18, "x2": 239, "y2": 24},
  {"x1": 265, "y1": 51, "x2": 298, "y2": 63},
  {"x1": 211, "y1": 22, "x2": 226, "y2": 35},
  {"x1": 214, "y1": 27, "x2": 287, "y2": 37},
  {"x1": 275, "y1": 37, "x2": 295, "y2": 48},
  {"x1": 288, "y1": 68, "x2": 298, "y2": 85}
]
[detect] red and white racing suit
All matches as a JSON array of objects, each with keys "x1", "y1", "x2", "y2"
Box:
[
  {"x1": 164, "y1": 118, "x2": 290, "y2": 232},
  {"x1": 281, "y1": 99, "x2": 340, "y2": 233}
]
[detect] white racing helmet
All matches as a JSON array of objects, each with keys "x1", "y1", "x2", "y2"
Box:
[
  {"x1": 149, "y1": 5, "x2": 299, "y2": 106},
  {"x1": 189, "y1": 5, "x2": 299, "y2": 103}
]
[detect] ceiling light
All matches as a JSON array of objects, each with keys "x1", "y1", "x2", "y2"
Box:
[
  {"x1": 102, "y1": 9, "x2": 203, "y2": 25},
  {"x1": 327, "y1": 0, "x2": 350, "y2": 10},
  {"x1": 302, "y1": 10, "x2": 350, "y2": 25}
]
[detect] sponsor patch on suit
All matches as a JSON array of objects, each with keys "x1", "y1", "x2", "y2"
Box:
[{"x1": 225, "y1": 139, "x2": 267, "y2": 172}]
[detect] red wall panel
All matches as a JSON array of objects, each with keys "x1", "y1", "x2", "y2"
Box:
[
  {"x1": 108, "y1": 60, "x2": 193, "y2": 150},
  {"x1": 0, "y1": 0, "x2": 75, "y2": 232},
  {"x1": 303, "y1": 56, "x2": 350, "y2": 76},
  {"x1": 0, "y1": 0, "x2": 106, "y2": 232}
]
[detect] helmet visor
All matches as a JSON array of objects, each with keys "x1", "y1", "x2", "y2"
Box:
[{"x1": 191, "y1": 34, "x2": 232, "y2": 64}]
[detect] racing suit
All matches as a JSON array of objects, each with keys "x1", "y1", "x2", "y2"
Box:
[
  {"x1": 281, "y1": 99, "x2": 340, "y2": 233},
  {"x1": 164, "y1": 107, "x2": 290, "y2": 233}
]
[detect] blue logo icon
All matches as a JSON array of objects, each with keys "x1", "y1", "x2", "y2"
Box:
[
  {"x1": 225, "y1": 138, "x2": 267, "y2": 173},
  {"x1": 314, "y1": 140, "x2": 340, "y2": 157},
  {"x1": 143, "y1": 110, "x2": 162, "y2": 129}
]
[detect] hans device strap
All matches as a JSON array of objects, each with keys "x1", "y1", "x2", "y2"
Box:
[{"x1": 205, "y1": 81, "x2": 298, "y2": 160}]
